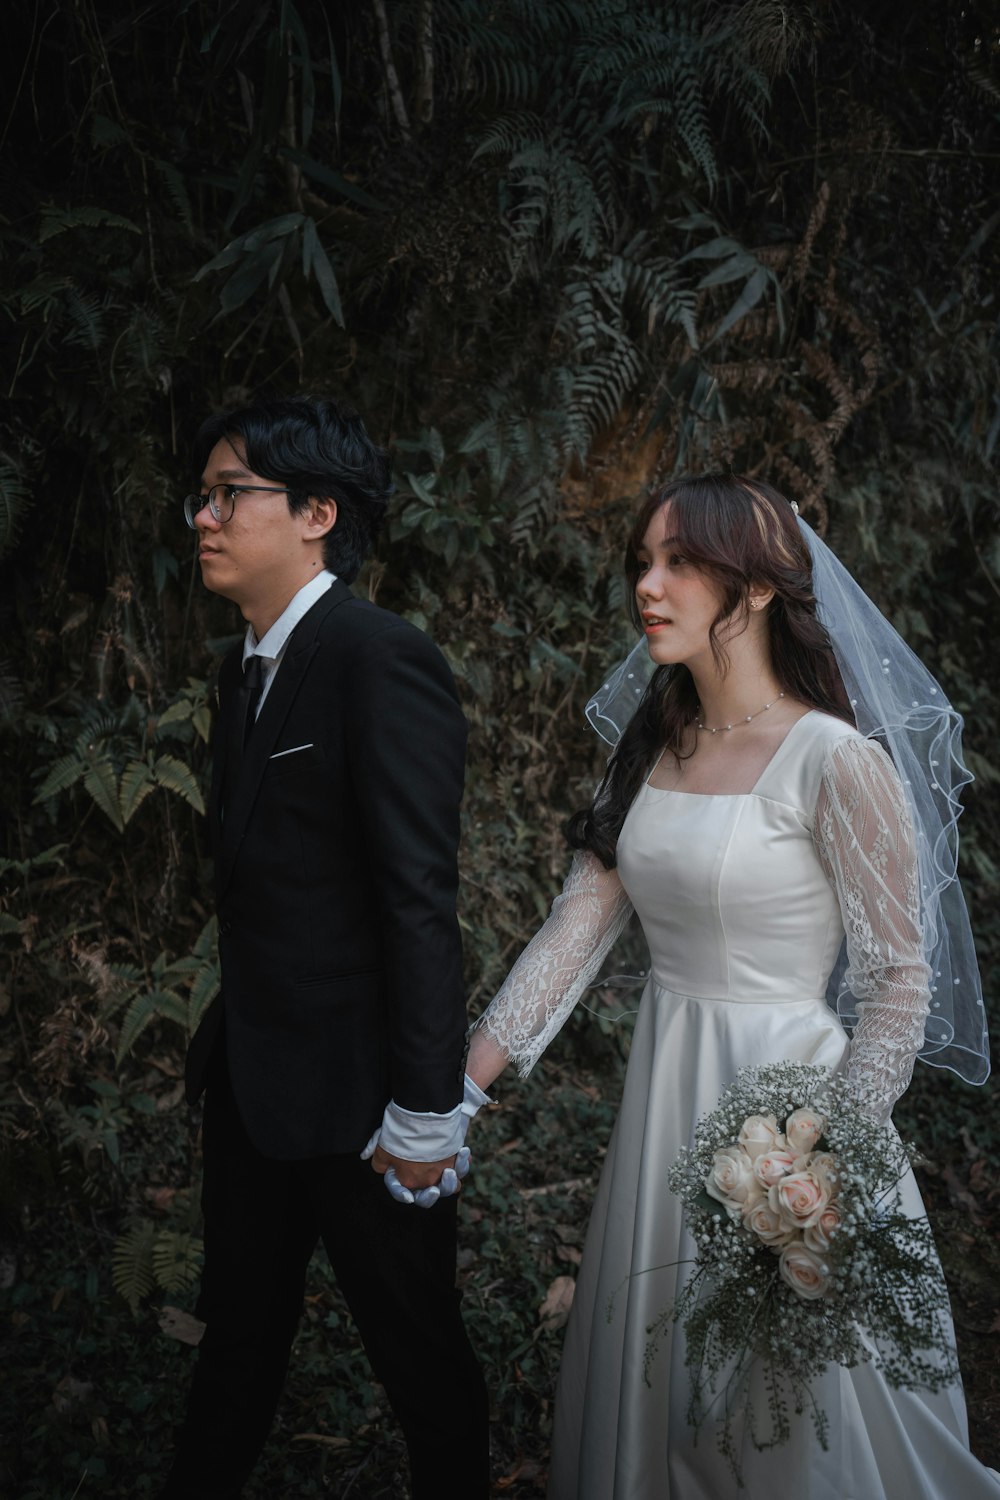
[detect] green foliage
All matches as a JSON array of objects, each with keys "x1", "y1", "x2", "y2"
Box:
[
  {"x1": 1, "y1": 0, "x2": 998, "y2": 1493},
  {"x1": 113, "y1": 1220, "x2": 203, "y2": 1313},
  {"x1": 94, "y1": 918, "x2": 221, "y2": 1064},
  {"x1": 111, "y1": 1220, "x2": 158, "y2": 1312},
  {"x1": 33, "y1": 713, "x2": 207, "y2": 831}
]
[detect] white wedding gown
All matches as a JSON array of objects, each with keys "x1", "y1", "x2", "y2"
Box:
[{"x1": 479, "y1": 711, "x2": 998, "y2": 1500}]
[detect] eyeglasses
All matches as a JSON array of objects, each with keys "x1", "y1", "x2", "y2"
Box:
[{"x1": 183, "y1": 484, "x2": 291, "y2": 529}]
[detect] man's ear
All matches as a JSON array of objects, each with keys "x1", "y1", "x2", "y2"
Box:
[{"x1": 305, "y1": 495, "x2": 337, "y2": 539}]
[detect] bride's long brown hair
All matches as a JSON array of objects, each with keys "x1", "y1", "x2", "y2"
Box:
[{"x1": 567, "y1": 474, "x2": 854, "y2": 868}]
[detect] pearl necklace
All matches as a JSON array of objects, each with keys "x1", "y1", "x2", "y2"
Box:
[{"x1": 696, "y1": 692, "x2": 785, "y2": 734}]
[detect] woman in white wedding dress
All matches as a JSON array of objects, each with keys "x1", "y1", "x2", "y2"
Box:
[{"x1": 465, "y1": 476, "x2": 996, "y2": 1500}]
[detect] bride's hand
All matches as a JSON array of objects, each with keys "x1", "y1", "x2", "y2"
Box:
[
  {"x1": 373, "y1": 1144, "x2": 471, "y2": 1206},
  {"x1": 370, "y1": 1143, "x2": 462, "y2": 1207}
]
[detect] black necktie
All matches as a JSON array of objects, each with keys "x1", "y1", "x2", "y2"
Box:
[
  {"x1": 225, "y1": 656, "x2": 266, "y2": 803},
  {"x1": 241, "y1": 654, "x2": 267, "y2": 746}
]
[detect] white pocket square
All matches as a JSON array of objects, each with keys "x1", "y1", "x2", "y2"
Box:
[{"x1": 269, "y1": 743, "x2": 314, "y2": 760}]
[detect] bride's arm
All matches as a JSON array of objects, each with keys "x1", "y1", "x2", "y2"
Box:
[
  {"x1": 467, "y1": 849, "x2": 634, "y2": 1092},
  {"x1": 813, "y1": 735, "x2": 931, "y2": 1122}
]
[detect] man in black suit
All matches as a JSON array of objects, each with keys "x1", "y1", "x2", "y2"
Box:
[{"x1": 161, "y1": 396, "x2": 489, "y2": 1499}]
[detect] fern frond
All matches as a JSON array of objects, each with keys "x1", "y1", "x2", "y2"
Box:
[
  {"x1": 112, "y1": 1221, "x2": 157, "y2": 1313},
  {"x1": 188, "y1": 962, "x2": 221, "y2": 1032},
  {"x1": 601, "y1": 244, "x2": 699, "y2": 345},
  {"x1": 153, "y1": 754, "x2": 206, "y2": 815},
  {"x1": 0, "y1": 464, "x2": 32, "y2": 555},
  {"x1": 0, "y1": 842, "x2": 68, "y2": 878},
  {"x1": 94, "y1": 961, "x2": 144, "y2": 1022},
  {"x1": 119, "y1": 760, "x2": 156, "y2": 825},
  {"x1": 82, "y1": 759, "x2": 124, "y2": 832},
  {"x1": 33, "y1": 754, "x2": 87, "y2": 805},
  {"x1": 151, "y1": 156, "x2": 195, "y2": 234},
  {"x1": 38, "y1": 205, "x2": 141, "y2": 241},
  {"x1": 15, "y1": 275, "x2": 73, "y2": 317},
  {"x1": 72, "y1": 707, "x2": 123, "y2": 747},
  {"x1": 567, "y1": 337, "x2": 643, "y2": 454},
  {"x1": 472, "y1": 110, "x2": 545, "y2": 160},
  {"x1": 192, "y1": 916, "x2": 219, "y2": 962},
  {"x1": 115, "y1": 987, "x2": 188, "y2": 1064},
  {"x1": 152, "y1": 1231, "x2": 203, "y2": 1294},
  {"x1": 63, "y1": 288, "x2": 107, "y2": 351},
  {"x1": 508, "y1": 133, "x2": 610, "y2": 257}
]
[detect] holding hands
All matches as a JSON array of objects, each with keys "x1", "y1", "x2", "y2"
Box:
[{"x1": 361, "y1": 1074, "x2": 493, "y2": 1207}]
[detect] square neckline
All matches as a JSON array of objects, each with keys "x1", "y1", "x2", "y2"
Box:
[{"x1": 641, "y1": 709, "x2": 819, "y2": 800}]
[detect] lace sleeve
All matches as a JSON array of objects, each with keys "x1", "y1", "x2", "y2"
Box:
[
  {"x1": 814, "y1": 735, "x2": 931, "y2": 1121},
  {"x1": 474, "y1": 850, "x2": 634, "y2": 1077}
]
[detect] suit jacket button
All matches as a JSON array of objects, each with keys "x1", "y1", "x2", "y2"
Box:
[{"x1": 220, "y1": 920, "x2": 233, "y2": 935}]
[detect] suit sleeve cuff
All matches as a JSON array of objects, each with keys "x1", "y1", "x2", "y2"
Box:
[{"x1": 378, "y1": 1099, "x2": 464, "y2": 1160}]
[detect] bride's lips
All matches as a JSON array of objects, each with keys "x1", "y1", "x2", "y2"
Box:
[{"x1": 643, "y1": 617, "x2": 673, "y2": 634}]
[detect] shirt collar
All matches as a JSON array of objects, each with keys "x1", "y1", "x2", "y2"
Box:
[{"x1": 242, "y1": 570, "x2": 337, "y2": 669}]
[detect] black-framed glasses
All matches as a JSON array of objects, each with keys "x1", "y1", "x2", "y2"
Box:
[{"x1": 183, "y1": 484, "x2": 291, "y2": 529}]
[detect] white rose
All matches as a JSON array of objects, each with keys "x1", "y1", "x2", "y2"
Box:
[
  {"x1": 740, "y1": 1181, "x2": 767, "y2": 1217},
  {"x1": 769, "y1": 1170, "x2": 831, "y2": 1230},
  {"x1": 738, "y1": 1114, "x2": 785, "y2": 1161},
  {"x1": 746, "y1": 1199, "x2": 796, "y2": 1249},
  {"x1": 753, "y1": 1149, "x2": 797, "y2": 1188},
  {"x1": 785, "y1": 1107, "x2": 825, "y2": 1155},
  {"x1": 705, "y1": 1146, "x2": 756, "y2": 1216},
  {"x1": 803, "y1": 1203, "x2": 842, "y2": 1254},
  {"x1": 779, "y1": 1243, "x2": 830, "y2": 1300}
]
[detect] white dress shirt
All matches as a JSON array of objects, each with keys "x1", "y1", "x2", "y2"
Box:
[{"x1": 241, "y1": 568, "x2": 337, "y2": 713}]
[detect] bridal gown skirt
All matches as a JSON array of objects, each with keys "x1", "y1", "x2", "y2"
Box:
[{"x1": 546, "y1": 981, "x2": 995, "y2": 1500}]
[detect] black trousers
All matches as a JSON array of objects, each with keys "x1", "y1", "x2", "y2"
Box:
[{"x1": 162, "y1": 1062, "x2": 490, "y2": 1499}]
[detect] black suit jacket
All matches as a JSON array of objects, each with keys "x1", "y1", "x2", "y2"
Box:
[{"x1": 185, "y1": 580, "x2": 469, "y2": 1160}]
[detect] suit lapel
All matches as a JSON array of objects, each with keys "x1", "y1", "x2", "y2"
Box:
[{"x1": 216, "y1": 579, "x2": 354, "y2": 898}]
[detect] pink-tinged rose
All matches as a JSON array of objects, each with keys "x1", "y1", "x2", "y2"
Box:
[
  {"x1": 753, "y1": 1149, "x2": 797, "y2": 1188},
  {"x1": 785, "y1": 1107, "x2": 825, "y2": 1155},
  {"x1": 705, "y1": 1147, "x2": 756, "y2": 1216},
  {"x1": 803, "y1": 1203, "x2": 842, "y2": 1254},
  {"x1": 778, "y1": 1243, "x2": 830, "y2": 1300},
  {"x1": 769, "y1": 1170, "x2": 831, "y2": 1229},
  {"x1": 746, "y1": 1199, "x2": 796, "y2": 1249},
  {"x1": 738, "y1": 1114, "x2": 785, "y2": 1161}
]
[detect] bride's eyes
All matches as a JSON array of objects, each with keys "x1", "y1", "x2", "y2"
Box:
[{"x1": 668, "y1": 552, "x2": 688, "y2": 567}]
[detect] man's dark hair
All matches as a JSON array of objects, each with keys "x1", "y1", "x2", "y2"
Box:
[{"x1": 192, "y1": 395, "x2": 393, "y2": 583}]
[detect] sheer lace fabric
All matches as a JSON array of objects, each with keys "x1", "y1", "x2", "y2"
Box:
[
  {"x1": 478, "y1": 732, "x2": 930, "y2": 1119},
  {"x1": 814, "y1": 735, "x2": 931, "y2": 1120},
  {"x1": 476, "y1": 851, "x2": 634, "y2": 1076}
]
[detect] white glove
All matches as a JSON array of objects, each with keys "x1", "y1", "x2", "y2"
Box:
[{"x1": 361, "y1": 1074, "x2": 494, "y2": 1207}]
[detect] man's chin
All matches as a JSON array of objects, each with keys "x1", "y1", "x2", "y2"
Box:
[{"x1": 198, "y1": 564, "x2": 236, "y2": 602}]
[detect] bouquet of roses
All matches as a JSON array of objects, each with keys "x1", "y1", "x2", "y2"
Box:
[{"x1": 654, "y1": 1062, "x2": 957, "y2": 1482}]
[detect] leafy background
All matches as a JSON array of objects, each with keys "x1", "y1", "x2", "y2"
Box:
[{"x1": 2, "y1": 1, "x2": 998, "y2": 1495}]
